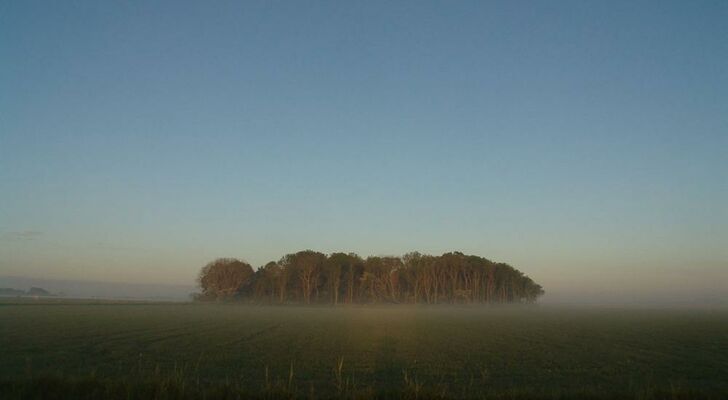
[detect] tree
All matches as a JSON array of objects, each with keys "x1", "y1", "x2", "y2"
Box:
[
  {"x1": 197, "y1": 258, "x2": 254, "y2": 300},
  {"x1": 325, "y1": 253, "x2": 352, "y2": 305},
  {"x1": 254, "y1": 261, "x2": 283, "y2": 303},
  {"x1": 281, "y1": 250, "x2": 326, "y2": 304},
  {"x1": 197, "y1": 251, "x2": 544, "y2": 305}
]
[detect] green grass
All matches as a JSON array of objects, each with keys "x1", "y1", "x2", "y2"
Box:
[{"x1": 1, "y1": 301, "x2": 727, "y2": 399}]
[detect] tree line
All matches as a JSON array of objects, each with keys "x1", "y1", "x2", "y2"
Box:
[{"x1": 195, "y1": 250, "x2": 544, "y2": 304}]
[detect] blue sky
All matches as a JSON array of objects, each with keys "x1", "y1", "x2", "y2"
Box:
[{"x1": 1, "y1": 1, "x2": 726, "y2": 300}]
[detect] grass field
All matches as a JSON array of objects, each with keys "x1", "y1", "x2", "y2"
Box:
[{"x1": 1, "y1": 300, "x2": 727, "y2": 399}]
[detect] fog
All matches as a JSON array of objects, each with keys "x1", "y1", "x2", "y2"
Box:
[
  {"x1": 2, "y1": 271, "x2": 725, "y2": 307},
  {"x1": 0, "y1": 276, "x2": 194, "y2": 301},
  {"x1": 538, "y1": 265, "x2": 728, "y2": 306}
]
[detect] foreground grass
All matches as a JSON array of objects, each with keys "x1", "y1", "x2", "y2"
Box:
[
  {"x1": 1, "y1": 371, "x2": 722, "y2": 400},
  {"x1": 1, "y1": 302, "x2": 727, "y2": 399}
]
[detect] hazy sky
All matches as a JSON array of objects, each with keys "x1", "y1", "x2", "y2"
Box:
[{"x1": 1, "y1": 1, "x2": 726, "y2": 301}]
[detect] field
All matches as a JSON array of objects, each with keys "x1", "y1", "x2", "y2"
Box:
[{"x1": 1, "y1": 300, "x2": 727, "y2": 399}]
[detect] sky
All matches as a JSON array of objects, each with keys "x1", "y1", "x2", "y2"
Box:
[{"x1": 1, "y1": 1, "x2": 726, "y2": 302}]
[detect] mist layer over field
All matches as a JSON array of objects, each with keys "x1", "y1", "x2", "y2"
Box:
[{"x1": 1, "y1": 302, "x2": 726, "y2": 399}]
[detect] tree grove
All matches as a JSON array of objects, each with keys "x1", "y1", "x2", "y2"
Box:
[{"x1": 196, "y1": 251, "x2": 544, "y2": 304}]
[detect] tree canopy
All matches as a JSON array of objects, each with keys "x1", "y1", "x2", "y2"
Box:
[
  {"x1": 196, "y1": 251, "x2": 544, "y2": 304},
  {"x1": 196, "y1": 258, "x2": 254, "y2": 300}
]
